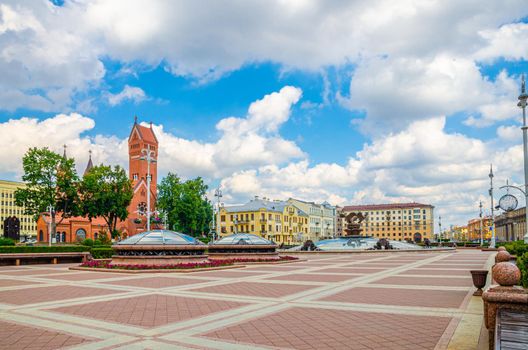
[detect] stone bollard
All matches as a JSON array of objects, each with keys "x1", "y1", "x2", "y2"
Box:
[{"x1": 482, "y1": 261, "x2": 528, "y2": 349}]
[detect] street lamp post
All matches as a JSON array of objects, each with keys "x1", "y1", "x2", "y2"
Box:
[
  {"x1": 489, "y1": 165, "x2": 496, "y2": 248},
  {"x1": 213, "y1": 188, "x2": 222, "y2": 241},
  {"x1": 479, "y1": 200, "x2": 483, "y2": 246},
  {"x1": 140, "y1": 145, "x2": 157, "y2": 232},
  {"x1": 517, "y1": 75, "x2": 528, "y2": 244},
  {"x1": 438, "y1": 215, "x2": 442, "y2": 246},
  {"x1": 47, "y1": 205, "x2": 53, "y2": 247}
]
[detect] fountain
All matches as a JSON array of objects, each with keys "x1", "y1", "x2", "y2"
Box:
[
  {"x1": 111, "y1": 230, "x2": 208, "y2": 266},
  {"x1": 208, "y1": 233, "x2": 280, "y2": 261}
]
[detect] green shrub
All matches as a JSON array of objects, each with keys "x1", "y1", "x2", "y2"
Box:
[
  {"x1": 91, "y1": 247, "x2": 114, "y2": 259},
  {"x1": 516, "y1": 252, "x2": 528, "y2": 288},
  {"x1": 0, "y1": 238, "x2": 16, "y2": 246},
  {"x1": 81, "y1": 238, "x2": 94, "y2": 247},
  {"x1": 0, "y1": 246, "x2": 90, "y2": 253},
  {"x1": 503, "y1": 241, "x2": 528, "y2": 256}
]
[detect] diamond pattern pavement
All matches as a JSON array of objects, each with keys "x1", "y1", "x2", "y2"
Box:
[{"x1": 0, "y1": 250, "x2": 493, "y2": 349}]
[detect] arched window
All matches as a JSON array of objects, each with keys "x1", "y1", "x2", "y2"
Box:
[
  {"x1": 61, "y1": 232, "x2": 66, "y2": 243},
  {"x1": 39, "y1": 230, "x2": 43, "y2": 241},
  {"x1": 75, "y1": 228, "x2": 86, "y2": 241}
]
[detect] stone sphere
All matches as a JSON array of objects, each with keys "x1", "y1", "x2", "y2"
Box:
[
  {"x1": 498, "y1": 246, "x2": 507, "y2": 252},
  {"x1": 495, "y1": 251, "x2": 512, "y2": 263},
  {"x1": 492, "y1": 262, "x2": 521, "y2": 286}
]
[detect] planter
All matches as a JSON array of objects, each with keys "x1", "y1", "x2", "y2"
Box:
[{"x1": 470, "y1": 269, "x2": 489, "y2": 296}]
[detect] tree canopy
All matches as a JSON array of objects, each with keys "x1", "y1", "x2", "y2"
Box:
[
  {"x1": 157, "y1": 173, "x2": 213, "y2": 236},
  {"x1": 79, "y1": 165, "x2": 133, "y2": 237},
  {"x1": 14, "y1": 147, "x2": 81, "y2": 236}
]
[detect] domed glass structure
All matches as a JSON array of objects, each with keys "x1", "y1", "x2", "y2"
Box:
[
  {"x1": 211, "y1": 233, "x2": 275, "y2": 246},
  {"x1": 208, "y1": 233, "x2": 279, "y2": 261},
  {"x1": 115, "y1": 230, "x2": 204, "y2": 246},
  {"x1": 111, "y1": 230, "x2": 208, "y2": 266}
]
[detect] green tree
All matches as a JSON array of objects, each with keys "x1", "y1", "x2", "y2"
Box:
[
  {"x1": 79, "y1": 165, "x2": 133, "y2": 238},
  {"x1": 157, "y1": 173, "x2": 213, "y2": 235},
  {"x1": 15, "y1": 147, "x2": 81, "y2": 238}
]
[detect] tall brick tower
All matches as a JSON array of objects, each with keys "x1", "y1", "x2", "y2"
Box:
[{"x1": 121, "y1": 116, "x2": 159, "y2": 236}]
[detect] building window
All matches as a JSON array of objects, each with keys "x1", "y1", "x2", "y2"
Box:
[
  {"x1": 75, "y1": 228, "x2": 86, "y2": 241},
  {"x1": 220, "y1": 215, "x2": 225, "y2": 222}
]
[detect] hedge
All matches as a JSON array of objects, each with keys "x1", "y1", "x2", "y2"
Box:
[
  {"x1": 517, "y1": 252, "x2": 528, "y2": 288},
  {"x1": 0, "y1": 246, "x2": 91, "y2": 254},
  {"x1": 502, "y1": 241, "x2": 528, "y2": 288},
  {"x1": 91, "y1": 247, "x2": 114, "y2": 259},
  {"x1": 0, "y1": 238, "x2": 15, "y2": 246},
  {"x1": 502, "y1": 240, "x2": 528, "y2": 257}
]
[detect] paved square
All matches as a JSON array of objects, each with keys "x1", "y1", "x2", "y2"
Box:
[
  {"x1": 0, "y1": 285, "x2": 122, "y2": 305},
  {"x1": 51, "y1": 294, "x2": 247, "y2": 328},
  {"x1": 201, "y1": 306, "x2": 452, "y2": 350},
  {"x1": 267, "y1": 273, "x2": 360, "y2": 283},
  {"x1": 320, "y1": 286, "x2": 469, "y2": 308},
  {"x1": 102, "y1": 276, "x2": 208, "y2": 289},
  {"x1": 0, "y1": 319, "x2": 89, "y2": 350},
  {"x1": 189, "y1": 281, "x2": 318, "y2": 298},
  {"x1": 0, "y1": 250, "x2": 492, "y2": 349}
]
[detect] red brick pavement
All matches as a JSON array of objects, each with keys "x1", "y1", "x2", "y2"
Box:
[
  {"x1": 267, "y1": 273, "x2": 360, "y2": 283},
  {"x1": 50, "y1": 294, "x2": 248, "y2": 328},
  {"x1": 201, "y1": 306, "x2": 451, "y2": 350},
  {"x1": 101, "y1": 276, "x2": 208, "y2": 289},
  {"x1": 0, "y1": 279, "x2": 41, "y2": 287},
  {"x1": 0, "y1": 319, "x2": 89, "y2": 349},
  {"x1": 187, "y1": 270, "x2": 269, "y2": 278},
  {"x1": 38, "y1": 272, "x2": 119, "y2": 281},
  {"x1": 0, "y1": 285, "x2": 122, "y2": 305},
  {"x1": 316, "y1": 267, "x2": 384, "y2": 274},
  {"x1": 320, "y1": 286, "x2": 469, "y2": 308},
  {"x1": 400, "y1": 269, "x2": 471, "y2": 276},
  {"x1": 372, "y1": 276, "x2": 473, "y2": 287},
  {"x1": 189, "y1": 281, "x2": 318, "y2": 298},
  {"x1": 0, "y1": 269, "x2": 67, "y2": 276}
]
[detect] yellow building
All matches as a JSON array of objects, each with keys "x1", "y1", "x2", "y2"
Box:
[
  {"x1": 0, "y1": 180, "x2": 37, "y2": 239},
  {"x1": 451, "y1": 225, "x2": 468, "y2": 241},
  {"x1": 340, "y1": 202, "x2": 434, "y2": 242},
  {"x1": 467, "y1": 216, "x2": 492, "y2": 241},
  {"x1": 287, "y1": 198, "x2": 336, "y2": 241},
  {"x1": 218, "y1": 197, "x2": 309, "y2": 245}
]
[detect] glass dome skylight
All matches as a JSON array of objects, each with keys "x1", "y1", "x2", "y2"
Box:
[
  {"x1": 115, "y1": 230, "x2": 204, "y2": 245},
  {"x1": 212, "y1": 233, "x2": 275, "y2": 245}
]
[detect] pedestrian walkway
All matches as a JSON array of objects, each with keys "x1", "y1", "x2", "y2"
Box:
[{"x1": 0, "y1": 250, "x2": 492, "y2": 349}]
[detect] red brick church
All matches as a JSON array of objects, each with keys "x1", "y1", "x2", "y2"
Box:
[
  {"x1": 36, "y1": 117, "x2": 159, "y2": 242},
  {"x1": 118, "y1": 117, "x2": 159, "y2": 237}
]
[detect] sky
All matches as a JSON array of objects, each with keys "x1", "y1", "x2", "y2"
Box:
[{"x1": 1, "y1": 0, "x2": 528, "y2": 231}]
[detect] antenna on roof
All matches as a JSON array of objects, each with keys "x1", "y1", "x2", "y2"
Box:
[{"x1": 134, "y1": 115, "x2": 138, "y2": 124}]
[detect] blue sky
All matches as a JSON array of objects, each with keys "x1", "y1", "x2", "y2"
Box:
[{"x1": 1, "y1": 0, "x2": 528, "y2": 228}]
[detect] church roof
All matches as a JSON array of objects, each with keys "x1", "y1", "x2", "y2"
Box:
[
  {"x1": 129, "y1": 117, "x2": 158, "y2": 144},
  {"x1": 83, "y1": 151, "x2": 94, "y2": 176}
]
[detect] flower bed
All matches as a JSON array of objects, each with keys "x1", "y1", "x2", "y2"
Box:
[
  {"x1": 226, "y1": 255, "x2": 299, "y2": 263},
  {"x1": 78, "y1": 255, "x2": 298, "y2": 271},
  {"x1": 80, "y1": 259, "x2": 233, "y2": 270}
]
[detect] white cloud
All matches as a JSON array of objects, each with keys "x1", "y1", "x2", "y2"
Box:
[
  {"x1": 475, "y1": 22, "x2": 528, "y2": 62},
  {"x1": 0, "y1": 86, "x2": 304, "y2": 180},
  {"x1": 0, "y1": 0, "x2": 526, "y2": 114},
  {"x1": 107, "y1": 85, "x2": 146, "y2": 106},
  {"x1": 219, "y1": 116, "x2": 524, "y2": 226},
  {"x1": 341, "y1": 56, "x2": 520, "y2": 134}
]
